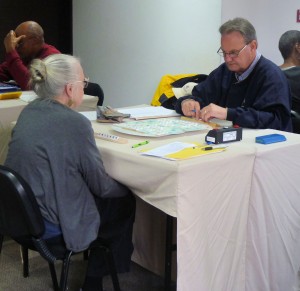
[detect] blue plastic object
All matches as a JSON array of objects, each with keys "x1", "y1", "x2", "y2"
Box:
[{"x1": 255, "y1": 133, "x2": 286, "y2": 144}]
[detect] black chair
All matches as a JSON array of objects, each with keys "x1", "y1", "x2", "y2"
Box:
[
  {"x1": 291, "y1": 110, "x2": 300, "y2": 134},
  {"x1": 0, "y1": 165, "x2": 120, "y2": 291},
  {"x1": 84, "y1": 82, "x2": 104, "y2": 106}
]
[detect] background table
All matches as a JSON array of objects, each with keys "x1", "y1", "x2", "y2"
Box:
[
  {"x1": 92, "y1": 120, "x2": 300, "y2": 291},
  {"x1": 0, "y1": 94, "x2": 97, "y2": 164}
]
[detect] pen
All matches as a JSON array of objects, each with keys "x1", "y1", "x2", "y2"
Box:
[
  {"x1": 192, "y1": 145, "x2": 227, "y2": 150},
  {"x1": 202, "y1": 146, "x2": 213, "y2": 151},
  {"x1": 132, "y1": 140, "x2": 149, "y2": 148},
  {"x1": 192, "y1": 146, "x2": 213, "y2": 150}
]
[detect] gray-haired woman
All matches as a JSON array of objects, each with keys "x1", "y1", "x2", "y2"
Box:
[{"x1": 5, "y1": 54, "x2": 135, "y2": 291}]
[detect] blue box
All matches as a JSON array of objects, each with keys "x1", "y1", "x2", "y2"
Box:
[{"x1": 255, "y1": 134, "x2": 286, "y2": 144}]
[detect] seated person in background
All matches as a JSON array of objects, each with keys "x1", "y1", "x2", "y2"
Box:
[
  {"x1": 175, "y1": 17, "x2": 292, "y2": 131},
  {"x1": 5, "y1": 54, "x2": 135, "y2": 291},
  {"x1": 278, "y1": 30, "x2": 300, "y2": 113},
  {"x1": 0, "y1": 20, "x2": 60, "y2": 90},
  {"x1": 0, "y1": 20, "x2": 103, "y2": 105}
]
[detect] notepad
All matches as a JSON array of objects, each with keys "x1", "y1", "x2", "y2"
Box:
[{"x1": 141, "y1": 142, "x2": 227, "y2": 160}]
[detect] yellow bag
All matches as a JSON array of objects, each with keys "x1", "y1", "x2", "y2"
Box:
[
  {"x1": 151, "y1": 74, "x2": 197, "y2": 107},
  {"x1": 151, "y1": 73, "x2": 208, "y2": 109}
]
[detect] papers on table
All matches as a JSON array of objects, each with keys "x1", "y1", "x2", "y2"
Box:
[
  {"x1": 79, "y1": 111, "x2": 97, "y2": 121},
  {"x1": 142, "y1": 142, "x2": 195, "y2": 159},
  {"x1": 19, "y1": 91, "x2": 38, "y2": 102},
  {"x1": 141, "y1": 142, "x2": 227, "y2": 160},
  {"x1": 118, "y1": 106, "x2": 180, "y2": 120}
]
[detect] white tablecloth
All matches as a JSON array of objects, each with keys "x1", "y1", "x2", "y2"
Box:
[
  {"x1": 91, "y1": 121, "x2": 300, "y2": 291},
  {"x1": 0, "y1": 94, "x2": 97, "y2": 164}
]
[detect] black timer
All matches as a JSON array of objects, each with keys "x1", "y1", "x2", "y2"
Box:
[{"x1": 205, "y1": 127, "x2": 243, "y2": 144}]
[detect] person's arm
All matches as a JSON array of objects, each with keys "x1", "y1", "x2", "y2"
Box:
[
  {"x1": 78, "y1": 119, "x2": 129, "y2": 198},
  {"x1": 225, "y1": 62, "x2": 292, "y2": 131},
  {"x1": 4, "y1": 42, "x2": 61, "y2": 90},
  {"x1": 2, "y1": 30, "x2": 29, "y2": 89},
  {"x1": 226, "y1": 91, "x2": 291, "y2": 131},
  {"x1": 178, "y1": 60, "x2": 291, "y2": 131},
  {"x1": 0, "y1": 30, "x2": 22, "y2": 83},
  {"x1": 4, "y1": 50, "x2": 31, "y2": 89},
  {"x1": 174, "y1": 68, "x2": 220, "y2": 117},
  {"x1": 0, "y1": 61, "x2": 12, "y2": 82}
]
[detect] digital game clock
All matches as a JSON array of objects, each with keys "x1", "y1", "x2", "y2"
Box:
[{"x1": 205, "y1": 127, "x2": 243, "y2": 144}]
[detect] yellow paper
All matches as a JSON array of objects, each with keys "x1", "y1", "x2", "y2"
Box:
[{"x1": 166, "y1": 145, "x2": 226, "y2": 160}]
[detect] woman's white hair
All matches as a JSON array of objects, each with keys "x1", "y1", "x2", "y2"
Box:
[{"x1": 29, "y1": 54, "x2": 81, "y2": 99}]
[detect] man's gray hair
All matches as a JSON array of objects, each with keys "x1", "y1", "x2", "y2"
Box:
[
  {"x1": 29, "y1": 54, "x2": 81, "y2": 99},
  {"x1": 219, "y1": 17, "x2": 257, "y2": 44},
  {"x1": 278, "y1": 30, "x2": 300, "y2": 60}
]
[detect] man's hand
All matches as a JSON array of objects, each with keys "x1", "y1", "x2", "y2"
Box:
[
  {"x1": 181, "y1": 99, "x2": 201, "y2": 119},
  {"x1": 4, "y1": 30, "x2": 25, "y2": 53},
  {"x1": 200, "y1": 103, "x2": 227, "y2": 122}
]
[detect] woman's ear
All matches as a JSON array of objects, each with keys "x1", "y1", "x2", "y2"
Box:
[
  {"x1": 65, "y1": 83, "x2": 73, "y2": 97},
  {"x1": 65, "y1": 83, "x2": 74, "y2": 107}
]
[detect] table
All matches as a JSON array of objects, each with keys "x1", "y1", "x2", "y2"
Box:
[
  {"x1": 92, "y1": 120, "x2": 300, "y2": 291},
  {"x1": 0, "y1": 94, "x2": 97, "y2": 164}
]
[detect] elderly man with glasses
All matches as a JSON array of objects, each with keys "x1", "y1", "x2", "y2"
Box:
[{"x1": 175, "y1": 17, "x2": 292, "y2": 131}]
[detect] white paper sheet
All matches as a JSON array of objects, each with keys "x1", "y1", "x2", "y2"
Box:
[
  {"x1": 19, "y1": 91, "x2": 38, "y2": 102},
  {"x1": 141, "y1": 142, "x2": 195, "y2": 159},
  {"x1": 79, "y1": 111, "x2": 97, "y2": 120},
  {"x1": 118, "y1": 106, "x2": 180, "y2": 120}
]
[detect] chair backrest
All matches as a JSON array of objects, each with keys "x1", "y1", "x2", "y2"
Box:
[
  {"x1": 84, "y1": 82, "x2": 104, "y2": 106},
  {"x1": 0, "y1": 165, "x2": 45, "y2": 239},
  {"x1": 291, "y1": 110, "x2": 300, "y2": 134}
]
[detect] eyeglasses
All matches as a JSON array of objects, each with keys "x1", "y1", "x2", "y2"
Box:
[
  {"x1": 73, "y1": 77, "x2": 89, "y2": 88},
  {"x1": 217, "y1": 43, "x2": 249, "y2": 58}
]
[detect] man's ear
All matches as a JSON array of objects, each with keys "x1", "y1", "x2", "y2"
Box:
[{"x1": 250, "y1": 40, "x2": 258, "y2": 50}]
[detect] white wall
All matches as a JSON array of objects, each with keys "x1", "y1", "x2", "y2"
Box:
[
  {"x1": 222, "y1": 0, "x2": 300, "y2": 65},
  {"x1": 73, "y1": 0, "x2": 221, "y2": 107}
]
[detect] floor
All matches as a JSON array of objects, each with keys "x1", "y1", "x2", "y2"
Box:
[{"x1": 0, "y1": 238, "x2": 176, "y2": 291}]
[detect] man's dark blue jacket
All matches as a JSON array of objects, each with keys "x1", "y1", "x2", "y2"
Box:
[{"x1": 175, "y1": 56, "x2": 292, "y2": 131}]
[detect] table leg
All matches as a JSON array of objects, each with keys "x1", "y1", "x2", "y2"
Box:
[{"x1": 164, "y1": 214, "x2": 177, "y2": 291}]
